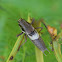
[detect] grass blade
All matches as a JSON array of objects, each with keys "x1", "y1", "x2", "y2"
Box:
[{"x1": 6, "y1": 34, "x2": 24, "y2": 62}]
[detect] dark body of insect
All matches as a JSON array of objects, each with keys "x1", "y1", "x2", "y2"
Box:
[{"x1": 18, "y1": 18, "x2": 48, "y2": 53}]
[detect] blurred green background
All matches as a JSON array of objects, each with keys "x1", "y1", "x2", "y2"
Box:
[{"x1": 0, "y1": 0, "x2": 62, "y2": 62}]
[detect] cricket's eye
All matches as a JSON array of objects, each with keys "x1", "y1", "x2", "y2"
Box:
[
  {"x1": 18, "y1": 24, "x2": 25, "y2": 32},
  {"x1": 21, "y1": 27, "x2": 25, "y2": 32}
]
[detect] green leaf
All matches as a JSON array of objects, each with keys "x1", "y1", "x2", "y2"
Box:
[{"x1": 0, "y1": 0, "x2": 62, "y2": 62}]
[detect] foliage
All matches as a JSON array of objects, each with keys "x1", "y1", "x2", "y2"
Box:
[{"x1": 0, "y1": 0, "x2": 62, "y2": 62}]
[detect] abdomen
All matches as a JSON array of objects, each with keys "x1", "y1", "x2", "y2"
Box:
[{"x1": 32, "y1": 36, "x2": 47, "y2": 52}]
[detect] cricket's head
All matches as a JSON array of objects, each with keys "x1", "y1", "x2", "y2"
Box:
[
  {"x1": 18, "y1": 18, "x2": 34, "y2": 34},
  {"x1": 18, "y1": 18, "x2": 25, "y2": 33}
]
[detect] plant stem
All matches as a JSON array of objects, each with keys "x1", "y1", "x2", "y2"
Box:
[
  {"x1": 35, "y1": 47, "x2": 44, "y2": 62},
  {"x1": 53, "y1": 41, "x2": 62, "y2": 62},
  {"x1": 53, "y1": 32, "x2": 62, "y2": 62},
  {"x1": 6, "y1": 34, "x2": 24, "y2": 62},
  {"x1": 22, "y1": 45, "x2": 26, "y2": 62}
]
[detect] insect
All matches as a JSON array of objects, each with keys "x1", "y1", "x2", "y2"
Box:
[
  {"x1": 17, "y1": 18, "x2": 49, "y2": 55},
  {"x1": 47, "y1": 25, "x2": 57, "y2": 51},
  {"x1": 47, "y1": 25, "x2": 57, "y2": 38}
]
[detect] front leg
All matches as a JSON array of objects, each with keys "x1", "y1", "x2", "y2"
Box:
[{"x1": 17, "y1": 32, "x2": 23, "y2": 37}]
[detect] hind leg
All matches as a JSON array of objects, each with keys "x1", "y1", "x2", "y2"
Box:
[{"x1": 18, "y1": 34, "x2": 27, "y2": 51}]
